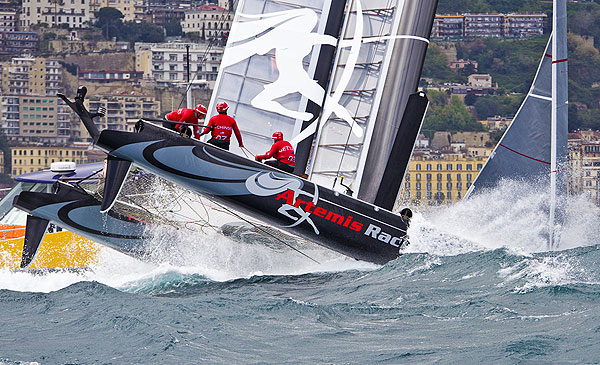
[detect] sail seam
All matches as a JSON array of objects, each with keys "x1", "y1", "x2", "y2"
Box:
[
  {"x1": 529, "y1": 93, "x2": 552, "y2": 101},
  {"x1": 499, "y1": 144, "x2": 550, "y2": 165}
]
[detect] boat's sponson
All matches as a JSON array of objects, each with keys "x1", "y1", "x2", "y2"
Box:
[
  {"x1": 13, "y1": 182, "x2": 151, "y2": 256},
  {"x1": 93, "y1": 120, "x2": 408, "y2": 264}
]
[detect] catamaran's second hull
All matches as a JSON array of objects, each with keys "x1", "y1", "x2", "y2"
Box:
[
  {"x1": 95, "y1": 121, "x2": 408, "y2": 264},
  {"x1": 14, "y1": 183, "x2": 151, "y2": 258}
]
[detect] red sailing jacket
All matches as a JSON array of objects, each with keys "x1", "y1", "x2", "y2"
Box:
[
  {"x1": 257, "y1": 140, "x2": 296, "y2": 166},
  {"x1": 203, "y1": 114, "x2": 243, "y2": 144},
  {"x1": 165, "y1": 108, "x2": 201, "y2": 138}
]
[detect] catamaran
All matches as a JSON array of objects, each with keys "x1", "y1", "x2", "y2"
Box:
[{"x1": 13, "y1": 0, "x2": 439, "y2": 266}]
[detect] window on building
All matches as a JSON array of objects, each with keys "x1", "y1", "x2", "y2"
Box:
[
  {"x1": 457, "y1": 182, "x2": 463, "y2": 190},
  {"x1": 457, "y1": 174, "x2": 461, "y2": 181},
  {"x1": 436, "y1": 163, "x2": 442, "y2": 170},
  {"x1": 477, "y1": 163, "x2": 482, "y2": 169},
  {"x1": 416, "y1": 164, "x2": 421, "y2": 170},
  {"x1": 426, "y1": 182, "x2": 432, "y2": 191},
  {"x1": 426, "y1": 173, "x2": 431, "y2": 181},
  {"x1": 426, "y1": 191, "x2": 432, "y2": 199},
  {"x1": 416, "y1": 173, "x2": 421, "y2": 181},
  {"x1": 447, "y1": 173, "x2": 451, "y2": 181},
  {"x1": 467, "y1": 173, "x2": 472, "y2": 181},
  {"x1": 437, "y1": 182, "x2": 442, "y2": 190},
  {"x1": 446, "y1": 164, "x2": 452, "y2": 170},
  {"x1": 406, "y1": 174, "x2": 410, "y2": 181},
  {"x1": 447, "y1": 191, "x2": 452, "y2": 200},
  {"x1": 437, "y1": 173, "x2": 442, "y2": 181},
  {"x1": 457, "y1": 164, "x2": 462, "y2": 171},
  {"x1": 446, "y1": 182, "x2": 452, "y2": 190},
  {"x1": 466, "y1": 164, "x2": 472, "y2": 170},
  {"x1": 416, "y1": 191, "x2": 421, "y2": 199},
  {"x1": 427, "y1": 164, "x2": 432, "y2": 170},
  {"x1": 416, "y1": 182, "x2": 421, "y2": 190}
]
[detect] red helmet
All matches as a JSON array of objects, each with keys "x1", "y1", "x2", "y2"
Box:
[
  {"x1": 272, "y1": 131, "x2": 283, "y2": 140},
  {"x1": 194, "y1": 104, "x2": 207, "y2": 115},
  {"x1": 216, "y1": 102, "x2": 229, "y2": 113}
]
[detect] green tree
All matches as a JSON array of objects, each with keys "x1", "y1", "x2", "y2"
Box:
[
  {"x1": 422, "y1": 44, "x2": 466, "y2": 83},
  {"x1": 164, "y1": 20, "x2": 182, "y2": 37}
]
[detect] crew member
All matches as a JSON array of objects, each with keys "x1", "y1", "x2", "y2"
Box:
[
  {"x1": 255, "y1": 131, "x2": 295, "y2": 173},
  {"x1": 164, "y1": 104, "x2": 207, "y2": 139},
  {"x1": 201, "y1": 102, "x2": 243, "y2": 150}
]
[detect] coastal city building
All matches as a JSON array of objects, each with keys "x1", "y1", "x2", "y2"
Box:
[
  {"x1": 181, "y1": 4, "x2": 233, "y2": 42},
  {"x1": 432, "y1": 13, "x2": 546, "y2": 39},
  {"x1": 21, "y1": 0, "x2": 93, "y2": 29},
  {"x1": 1, "y1": 96, "x2": 73, "y2": 144},
  {"x1": 135, "y1": 42, "x2": 224, "y2": 87},
  {"x1": 0, "y1": 10, "x2": 17, "y2": 32},
  {"x1": 0, "y1": 32, "x2": 39, "y2": 55},
  {"x1": 400, "y1": 153, "x2": 486, "y2": 205},
  {"x1": 480, "y1": 116, "x2": 512, "y2": 131},
  {"x1": 0, "y1": 57, "x2": 62, "y2": 96},
  {"x1": 83, "y1": 93, "x2": 160, "y2": 140},
  {"x1": 568, "y1": 130, "x2": 600, "y2": 206},
  {"x1": 10, "y1": 144, "x2": 89, "y2": 176}
]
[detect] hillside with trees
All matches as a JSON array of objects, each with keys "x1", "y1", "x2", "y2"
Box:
[{"x1": 423, "y1": 0, "x2": 600, "y2": 133}]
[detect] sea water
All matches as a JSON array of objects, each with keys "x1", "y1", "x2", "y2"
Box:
[{"x1": 0, "y1": 181, "x2": 599, "y2": 364}]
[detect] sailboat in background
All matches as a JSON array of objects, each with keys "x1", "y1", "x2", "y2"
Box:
[
  {"x1": 12, "y1": 0, "x2": 439, "y2": 266},
  {"x1": 465, "y1": 0, "x2": 568, "y2": 249}
]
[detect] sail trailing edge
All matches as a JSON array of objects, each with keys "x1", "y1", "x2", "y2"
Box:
[{"x1": 307, "y1": 0, "x2": 438, "y2": 209}]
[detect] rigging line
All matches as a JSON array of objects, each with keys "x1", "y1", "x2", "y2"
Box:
[
  {"x1": 331, "y1": 0, "x2": 394, "y2": 186},
  {"x1": 207, "y1": 199, "x2": 321, "y2": 264},
  {"x1": 176, "y1": 0, "x2": 240, "y2": 110},
  {"x1": 164, "y1": 184, "x2": 220, "y2": 233}
]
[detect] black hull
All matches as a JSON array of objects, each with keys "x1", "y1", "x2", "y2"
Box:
[
  {"x1": 91, "y1": 121, "x2": 408, "y2": 264},
  {"x1": 14, "y1": 182, "x2": 151, "y2": 257}
]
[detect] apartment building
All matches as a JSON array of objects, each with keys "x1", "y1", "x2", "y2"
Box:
[
  {"x1": 83, "y1": 93, "x2": 160, "y2": 140},
  {"x1": 11, "y1": 144, "x2": 89, "y2": 176},
  {"x1": 568, "y1": 131, "x2": 600, "y2": 206},
  {"x1": 1, "y1": 96, "x2": 73, "y2": 144},
  {"x1": 0, "y1": 56, "x2": 62, "y2": 96},
  {"x1": 135, "y1": 42, "x2": 224, "y2": 88},
  {"x1": 400, "y1": 154, "x2": 486, "y2": 205},
  {"x1": 0, "y1": 10, "x2": 17, "y2": 32},
  {"x1": 0, "y1": 32, "x2": 39, "y2": 55},
  {"x1": 21, "y1": 0, "x2": 92, "y2": 29},
  {"x1": 432, "y1": 13, "x2": 546, "y2": 39},
  {"x1": 181, "y1": 4, "x2": 232, "y2": 41}
]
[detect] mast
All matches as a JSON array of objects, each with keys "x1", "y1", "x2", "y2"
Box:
[
  {"x1": 186, "y1": 44, "x2": 192, "y2": 108},
  {"x1": 549, "y1": 0, "x2": 568, "y2": 249},
  {"x1": 549, "y1": 0, "x2": 558, "y2": 250},
  {"x1": 356, "y1": 0, "x2": 438, "y2": 205}
]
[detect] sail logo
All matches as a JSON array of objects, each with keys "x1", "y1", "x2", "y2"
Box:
[{"x1": 222, "y1": 8, "x2": 336, "y2": 121}]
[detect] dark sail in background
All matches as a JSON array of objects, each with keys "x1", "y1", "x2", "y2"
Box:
[{"x1": 465, "y1": 33, "x2": 568, "y2": 197}]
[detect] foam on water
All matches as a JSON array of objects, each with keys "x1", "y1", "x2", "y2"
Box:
[
  {"x1": 407, "y1": 179, "x2": 600, "y2": 256},
  {"x1": 1, "y1": 179, "x2": 598, "y2": 294}
]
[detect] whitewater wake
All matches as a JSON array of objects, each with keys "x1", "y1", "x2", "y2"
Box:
[{"x1": 0, "y1": 179, "x2": 597, "y2": 293}]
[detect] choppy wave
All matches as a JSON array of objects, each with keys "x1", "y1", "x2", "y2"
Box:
[{"x1": 0, "y1": 181, "x2": 599, "y2": 362}]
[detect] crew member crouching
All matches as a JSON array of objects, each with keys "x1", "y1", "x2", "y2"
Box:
[
  {"x1": 164, "y1": 104, "x2": 207, "y2": 139},
  {"x1": 201, "y1": 102, "x2": 243, "y2": 150},
  {"x1": 255, "y1": 131, "x2": 295, "y2": 173}
]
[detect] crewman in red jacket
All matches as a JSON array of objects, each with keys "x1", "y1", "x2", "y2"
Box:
[
  {"x1": 164, "y1": 104, "x2": 207, "y2": 139},
  {"x1": 201, "y1": 102, "x2": 243, "y2": 150},
  {"x1": 255, "y1": 131, "x2": 295, "y2": 173}
]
